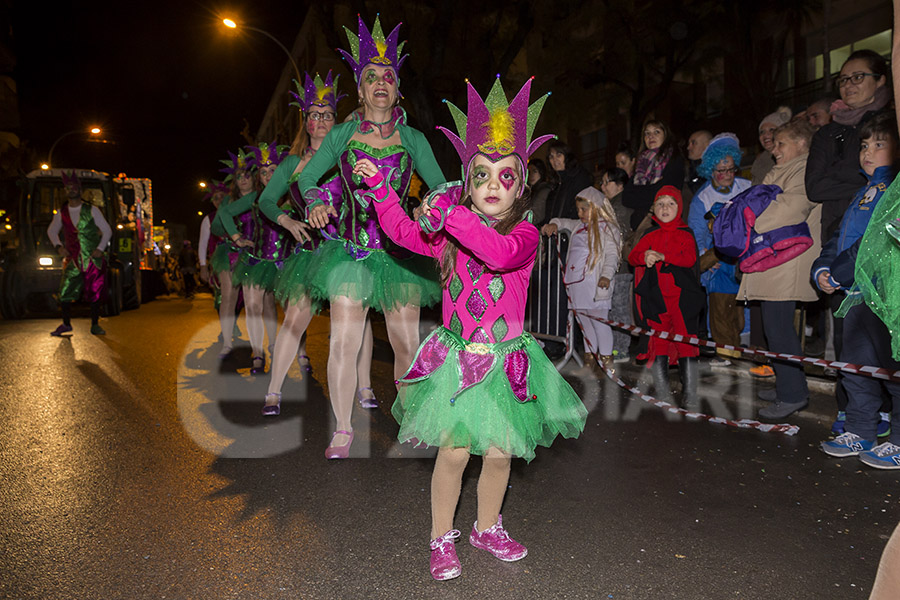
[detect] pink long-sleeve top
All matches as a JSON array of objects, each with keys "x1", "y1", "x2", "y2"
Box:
[{"x1": 366, "y1": 177, "x2": 539, "y2": 343}]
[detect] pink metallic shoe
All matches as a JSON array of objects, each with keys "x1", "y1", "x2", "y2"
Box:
[
  {"x1": 430, "y1": 529, "x2": 462, "y2": 581},
  {"x1": 356, "y1": 387, "x2": 378, "y2": 409},
  {"x1": 469, "y1": 514, "x2": 527, "y2": 561},
  {"x1": 324, "y1": 430, "x2": 354, "y2": 459}
]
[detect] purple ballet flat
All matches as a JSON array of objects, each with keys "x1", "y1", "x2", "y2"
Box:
[
  {"x1": 51, "y1": 324, "x2": 73, "y2": 337},
  {"x1": 356, "y1": 387, "x2": 378, "y2": 409},
  {"x1": 250, "y1": 355, "x2": 265, "y2": 374},
  {"x1": 261, "y1": 392, "x2": 281, "y2": 417}
]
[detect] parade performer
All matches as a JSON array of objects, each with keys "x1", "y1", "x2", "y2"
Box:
[
  {"x1": 198, "y1": 181, "x2": 228, "y2": 300},
  {"x1": 256, "y1": 71, "x2": 379, "y2": 416},
  {"x1": 48, "y1": 170, "x2": 112, "y2": 336},
  {"x1": 542, "y1": 187, "x2": 622, "y2": 375},
  {"x1": 284, "y1": 17, "x2": 445, "y2": 457},
  {"x1": 628, "y1": 186, "x2": 705, "y2": 410},
  {"x1": 355, "y1": 76, "x2": 587, "y2": 580},
  {"x1": 210, "y1": 149, "x2": 256, "y2": 360},
  {"x1": 219, "y1": 142, "x2": 295, "y2": 375}
]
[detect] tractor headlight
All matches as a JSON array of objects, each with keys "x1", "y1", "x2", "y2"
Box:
[{"x1": 38, "y1": 256, "x2": 53, "y2": 266}]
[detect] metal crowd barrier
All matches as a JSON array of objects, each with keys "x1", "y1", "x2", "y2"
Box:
[{"x1": 525, "y1": 231, "x2": 580, "y2": 370}]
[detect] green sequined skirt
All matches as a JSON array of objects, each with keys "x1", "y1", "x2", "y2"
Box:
[
  {"x1": 232, "y1": 253, "x2": 280, "y2": 292},
  {"x1": 274, "y1": 249, "x2": 322, "y2": 312},
  {"x1": 391, "y1": 329, "x2": 588, "y2": 462},
  {"x1": 309, "y1": 239, "x2": 441, "y2": 312}
]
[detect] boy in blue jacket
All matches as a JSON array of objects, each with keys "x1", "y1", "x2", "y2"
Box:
[{"x1": 816, "y1": 111, "x2": 900, "y2": 468}]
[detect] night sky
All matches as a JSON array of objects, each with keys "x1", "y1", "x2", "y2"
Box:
[{"x1": 12, "y1": 0, "x2": 312, "y2": 234}]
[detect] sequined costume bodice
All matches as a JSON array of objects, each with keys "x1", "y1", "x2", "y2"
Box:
[
  {"x1": 369, "y1": 182, "x2": 539, "y2": 343},
  {"x1": 333, "y1": 140, "x2": 415, "y2": 259}
]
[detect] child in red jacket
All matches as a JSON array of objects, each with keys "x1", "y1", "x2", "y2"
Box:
[{"x1": 628, "y1": 185, "x2": 705, "y2": 409}]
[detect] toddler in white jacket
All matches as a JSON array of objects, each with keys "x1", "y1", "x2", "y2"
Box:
[{"x1": 542, "y1": 186, "x2": 622, "y2": 372}]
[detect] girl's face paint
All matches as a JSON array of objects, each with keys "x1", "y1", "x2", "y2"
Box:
[
  {"x1": 469, "y1": 154, "x2": 521, "y2": 219},
  {"x1": 259, "y1": 164, "x2": 277, "y2": 186},
  {"x1": 359, "y1": 65, "x2": 398, "y2": 111}
]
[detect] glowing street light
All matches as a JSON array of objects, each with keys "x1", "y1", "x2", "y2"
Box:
[
  {"x1": 199, "y1": 181, "x2": 207, "y2": 188},
  {"x1": 41, "y1": 163, "x2": 49, "y2": 170},
  {"x1": 47, "y1": 126, "x2": 103, "y2": 167},
  {"x1": 220, "y1": 17, "x2": 300, "y2": 82}
]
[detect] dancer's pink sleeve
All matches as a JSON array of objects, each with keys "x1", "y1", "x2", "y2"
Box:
[
  {"x1": 444, "y1": 209, "x2": 539, "y2": 272},
  {"x1": 365, "y1": 175, "x2": 443, "y2": 258}
]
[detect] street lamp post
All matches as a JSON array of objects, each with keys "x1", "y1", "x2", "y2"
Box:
[
  {"x1": 222, "y1": 18, "x2": 301, "y2": 83},
  {"x1": 47, "y1": 127, "x2": 102, "y2": 167}
]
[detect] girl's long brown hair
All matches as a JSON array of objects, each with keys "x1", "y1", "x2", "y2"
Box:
[{"x1": 439, "y1": 157, "x2": 533, "y2": 286}]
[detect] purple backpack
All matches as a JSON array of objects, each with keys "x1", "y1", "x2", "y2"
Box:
[{"x1": 712, "y1": 184, "x2": 813, "y2": 273}]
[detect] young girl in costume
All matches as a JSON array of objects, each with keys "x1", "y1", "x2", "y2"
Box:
[
  {"x1": 542, "y1": 186, "x2": 622, "y2": 374},
  {"x1": 280, "y1": 17, "x2": 446, "y2": 458},
  {"x1": 219, "y1": 142, "x2": 292, "y2": 375},
  {"x1": 210, "y1": 150, "x2": 256, "y2": 360},
  {"x1": 256, "y1": 72, "x2": 377, "y2": 416},
  {"x1": 628, "y1": 185, "x2": 704, "y2": 410},
  {"x1": 354, "y1": 76, "x2": 587, "y2": 581}
]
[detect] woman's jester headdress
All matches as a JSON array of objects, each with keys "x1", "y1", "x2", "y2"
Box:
[
  {"x1": 246, "y1": 141, "x2": 290, "y2": 169},
  {"x1": 219, "y1": 148, "x2": 253, "y2": 183},
  {"x1": 437, "y1": 76, "x2": 555, "y2": 193},
  {"x1": 338, "y1": 14, "x2": 407, "y2": 83},
  {"x1": 289, "y1": 71, "x2": 346, "y2": 113}
]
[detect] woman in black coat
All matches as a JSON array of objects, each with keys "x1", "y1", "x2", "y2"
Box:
[
  {"x1": 806, "y1": 49, "x2": 892, "y2": 240},
  {"x1": 621, "y1": 119, "x2": 685, "y2": 231},
  {"x1": 546, "y1": 140, "x2": 592, "y2": 221}
]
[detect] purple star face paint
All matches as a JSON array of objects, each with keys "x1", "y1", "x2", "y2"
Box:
[{"x1": 469, "y1": 154, "x2": 521, "y2": 219}]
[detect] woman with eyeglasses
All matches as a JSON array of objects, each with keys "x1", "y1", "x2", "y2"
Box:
[
  {"x1": 687, "y1": 133, "x2": 751, "y2": 366},
  {"x1": 807, "y1": 49, "x2": 892, "y2": 241},
  {"x1": 804, "y1": 49, "x2": 892, "y2": 426},
  {"x1": 254, "y1": 71, "x2": 380, "y2": 417}
]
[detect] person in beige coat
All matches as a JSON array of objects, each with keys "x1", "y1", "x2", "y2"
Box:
[{"x1": 738, "y1": 119, "x2": 821, "y2": 419}]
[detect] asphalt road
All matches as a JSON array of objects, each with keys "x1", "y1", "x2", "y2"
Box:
[{"x1": 1, "y1": 294, "x2": 897, "y2": 600}]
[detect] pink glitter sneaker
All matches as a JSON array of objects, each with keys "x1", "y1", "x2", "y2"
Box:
[
  {"x1": 429, "y1": 529, "x2": 462, "y2": 580},
  {"x1": 469, "y1": 514, "x2": 527, "y2": 561}
]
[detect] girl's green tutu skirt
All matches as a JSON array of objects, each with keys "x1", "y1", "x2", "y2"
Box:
[
  {"x1": 309, "y1": 239, "x2": 440, "y2": 312},
  {"x1": 392, "y1": 327, "x2": 587, "y2": 462},
  {"x1": 273, "y1": 248, "x2": 323, "y2": 312}
]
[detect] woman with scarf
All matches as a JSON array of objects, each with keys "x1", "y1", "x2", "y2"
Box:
[{"x1": 622, "y1": 120, "x2": 686, "y2": 231}]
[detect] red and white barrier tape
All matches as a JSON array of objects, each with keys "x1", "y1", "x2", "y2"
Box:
[
  {"x1": 542, "y1": 234, "x2": 800, "y2": 435},
  {"x1": 597, "y1": 363, "x2": 800, "y2": 436},
  {"x1": 577, "y1": 313, "x2": 900, "y2": 384}
]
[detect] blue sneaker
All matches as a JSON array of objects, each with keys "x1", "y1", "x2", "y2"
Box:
[
  {"x1": 831, "y1": 411, "x2": 846, "y2": 435},
  {"x1": 858, "y1": 442, "x2": 900, "y2": 470},
  {"x1": 821, "y1": 432, "x2": 876, "y2": 457},
  {"x1": 877, "y1": 412, "x2": 891, "y2": 438}
]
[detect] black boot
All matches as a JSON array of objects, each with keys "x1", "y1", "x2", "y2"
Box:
[
  {"x1": 679, "y1": 357, "x2": 700, "y2": 412},
  {"x1": 650, "y1": 356, "x2": 672, "y2": 401}
]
